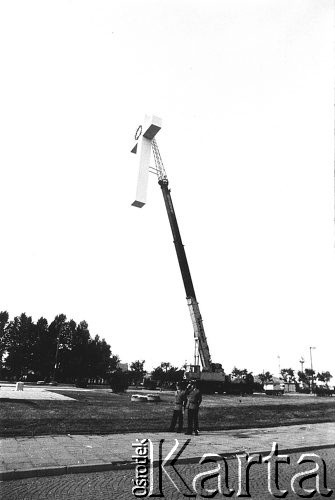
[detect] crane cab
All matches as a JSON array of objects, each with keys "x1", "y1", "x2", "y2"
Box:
[
  {"x1": 184, "y1": 363, "x2": 226, "y2": 394},
  {"x1": 184, "y1": 364, "x2": 201, "y2": 381}
]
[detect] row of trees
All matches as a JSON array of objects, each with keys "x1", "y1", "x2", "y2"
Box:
[
  {"x1": 129, "y1": 363, "x2": 255, "y2": 389},
  {"x1": 128, "y1": 362, "x2": 333, "y2": 391},
  {"x1": 126, "y1": 360, "x2": 184, "y2": 388},
  {"x1": 0, "y1": 311, "x2": 120, "y2": 384},
  {"x1": 1, "y1": 310, "x2": 332, "y2": 392},
  {"x1": 256, "y1": 367, "x2": 333, "y2": 387}
]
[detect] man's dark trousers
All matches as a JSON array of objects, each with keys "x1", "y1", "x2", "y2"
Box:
[
  {"x1": 169, "y1": 410, "x2": 183, "y2": 432},
  {"x1": 187, "y1": 408, "x2": 199, "y2": 433}
]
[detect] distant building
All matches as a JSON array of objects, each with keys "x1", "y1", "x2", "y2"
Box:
[{"x1": 118, "y1": 362, "x2": 129, "y2": 372}]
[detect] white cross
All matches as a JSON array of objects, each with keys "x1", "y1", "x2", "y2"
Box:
[{"x1": 131, "y1": 115, "x2": 162, "y2": 207}]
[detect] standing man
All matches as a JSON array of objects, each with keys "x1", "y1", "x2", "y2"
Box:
[
  {"x1": 168, "y1": 381, "x2": 187, "y2": 433},
  {"x1": 185, "y1": 380, "x2": 202, "y2": 436}
]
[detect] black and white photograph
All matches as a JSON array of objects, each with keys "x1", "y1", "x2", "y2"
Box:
[{"x1": 0, "y1": 1, "x2": 334, "y2": 498}]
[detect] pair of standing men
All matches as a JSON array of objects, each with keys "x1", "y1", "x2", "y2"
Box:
[{"x1": 168, "y1": 380, "x2": 202, "y2": 435}]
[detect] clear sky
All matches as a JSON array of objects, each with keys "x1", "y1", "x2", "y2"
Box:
[{"x1": 0, "y1": 0, "x2": 333, "y2": 377}]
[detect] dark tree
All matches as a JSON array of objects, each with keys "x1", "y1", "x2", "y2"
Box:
[
  {"x1": 1, "y1": 311, "x2": 120, "y2": 384},
  {"x1": 297, "y1": 370, "x2": 308, "y2": 386},
  {"x1": 4, "y1": 313, "x2": 38, "y2": 379},
  {"x1": 48, "y1": 314, "x2": 69, "y2": 381},
  {"x1": 30, "y1": 317, "x2": 50, "y2": 380},
  {"x1": 150, "y1": 363, "x2": 184, "y2": 387},
  {"x1": 109, "y1": 369, "x2": 129, "y2": 392},
  {"x1": 0, "y1": 311, "x2": 9, "y2": 376},
  {"x1": 231, "y1": 367, "x2": 249, "y2": 379},
  {"x1": 130, "y1": 360, "x2": 146, "y2": 385},
  {"x1": 280, "y1": 368, "x2": 295, "y2": 382},
  {"x1": 317, "y1": 371, "x2": 332, "y2": 383},
  {"x1": 151, "y1": 365, "x2": 165, "y2": 384},
  {"x1": 257, "y1": 371, "x2": 273, "y2": 384}
]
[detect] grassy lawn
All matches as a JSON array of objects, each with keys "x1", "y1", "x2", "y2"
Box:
[{"x1": 0, "y1": 389, "x2": 334, "y2": 437}]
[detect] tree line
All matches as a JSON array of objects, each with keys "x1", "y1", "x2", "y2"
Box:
[
  {"x1": 129, "y1": 362, "x2": 333, "y2": 392},
  {"x1": 257, "y1": 367, "x2": 333, "y2": 388},
  {"x1": 128, "y1": 360, "x2": 184, "y2": 388},
  {"x1": 1, "y1": 310, "x2": 332, "y2": 393},
  {"x1": 0, "y1": 311, "x2": 119, "y2": 385}
]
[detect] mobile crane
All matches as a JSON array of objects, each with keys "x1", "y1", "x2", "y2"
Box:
[{"x1": 131, "y1": 117, "x2": 225, "y2": 393}]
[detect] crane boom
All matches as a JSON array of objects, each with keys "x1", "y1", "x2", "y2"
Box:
[{"x1": 152, "y1": 139, "x2": 212, "y2": 371}]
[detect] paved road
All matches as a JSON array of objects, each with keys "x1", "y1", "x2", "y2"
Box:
[{"x1": 1, "y1": 447, "x2": 334, "y2": 499}]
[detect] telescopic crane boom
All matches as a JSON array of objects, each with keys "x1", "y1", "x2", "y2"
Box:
[
  {"x1": 131, "y1": 117, "x2": 225, "y2": 390},
  {"x1": 151, "y1": 139, "x2": 212, "y2": 371}
]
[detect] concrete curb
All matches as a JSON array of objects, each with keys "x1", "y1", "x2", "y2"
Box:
[{"x1": 1, "y1": 443, "x2": 334, "y2": 482}]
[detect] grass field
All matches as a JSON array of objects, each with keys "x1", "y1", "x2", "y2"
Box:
[{"x1": 0, "y1": 389, "x2": 334, "y2": 437}]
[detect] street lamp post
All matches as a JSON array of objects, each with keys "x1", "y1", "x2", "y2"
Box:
[{"x1": 309, "y1": 346, "x2": 316, "y2": 394}]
